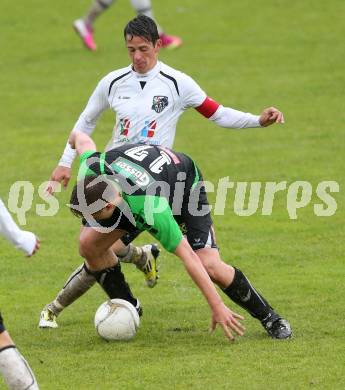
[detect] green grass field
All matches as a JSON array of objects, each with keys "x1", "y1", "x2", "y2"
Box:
[{"x1": 1, "y1": 0, "x2": 344, "y2": 388}]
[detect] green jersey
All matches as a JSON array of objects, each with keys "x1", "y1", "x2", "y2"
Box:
[{"x1": 79, "y1": 144, "x2": 200, "y2": 252}]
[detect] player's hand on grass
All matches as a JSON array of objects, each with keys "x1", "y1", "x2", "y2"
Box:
[
  {"x1": 259, "y1": 107, "x2": 285, "y2": 127},
  {"x1": 210, "y1": 303, "x2": 245, "y2": 341},
  {"x1": 45, "y1": 166, "x2": 72, "y2": 194}
]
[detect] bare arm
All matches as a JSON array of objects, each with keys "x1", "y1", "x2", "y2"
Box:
[
  {"x1": 68, "y1": 130, "x2": 97, "y2": 156},
  {"x1": 174, "y1": 238, "x2": 245, "y2": 341}
]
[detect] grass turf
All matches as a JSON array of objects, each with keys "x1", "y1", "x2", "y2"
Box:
[{"x1": 0, "y1": 0, "x2": 344, "y2": 388}]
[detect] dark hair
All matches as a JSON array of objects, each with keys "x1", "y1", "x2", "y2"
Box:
[
  {"x1": 124, "y1": 15, "x2": 159, "y2": 45},
  {"x1": 69, "y1": 175, "x2": 118, "y2": 218}
]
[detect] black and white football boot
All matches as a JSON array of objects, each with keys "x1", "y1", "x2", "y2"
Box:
[{"x1": 261, "y1": 311, "x2": 292, "y2": 339}]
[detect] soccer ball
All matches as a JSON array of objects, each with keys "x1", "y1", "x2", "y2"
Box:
[{"x1": 94, "y1": 299, "x2": 140, "y2": 341}]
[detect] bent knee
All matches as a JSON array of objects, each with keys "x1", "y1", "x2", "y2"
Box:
[
  {"x1": 199, "y1": 254, "x2": 234, "y2": 283},
  {"x1": 201, "y1": 258, "x2": 221, "y2": 280},
  {"x1": 79, "y1": 237, "x2": 99, "y2": 259}
]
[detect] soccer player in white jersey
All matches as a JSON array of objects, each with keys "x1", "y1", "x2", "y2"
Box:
[
  {"x1": 0, "y1": 199, "x2": 40, "y2": 389},
  {"x1": 39, "y1": 15, "x2": 286, "y2": 334},
  {"x1": 73, "y1": 0, "x2": 182, "y2": 51}
]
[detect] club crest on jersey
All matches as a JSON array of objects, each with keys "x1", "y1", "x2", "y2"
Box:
[{"x1": 151, "y1": 96, "x2": 168, "y2": 113}]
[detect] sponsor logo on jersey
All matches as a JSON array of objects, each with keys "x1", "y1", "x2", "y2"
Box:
[
  {"x1": 140, "y1": 120, "x2": 157, "y2": 138},
  {"x1": 151, "y1": 96, "x2": 168, "y2": 113},
  {"x1": 118, "y1": 138, "x2": 130, "y2": 143},
  {"x1": 111, "y1": 157, "x2": 154, "y2": 188},
  {"x1": 120, "y1": 118, "x2": 130, "y2": 136}
]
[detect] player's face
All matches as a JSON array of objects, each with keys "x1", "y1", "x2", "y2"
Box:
[
  {"x1": 92, "y1": 204, "x2": 116, "y2": 221},
  {"x1": 126, "y1": 35, "x2": 161, "y2": 74}
]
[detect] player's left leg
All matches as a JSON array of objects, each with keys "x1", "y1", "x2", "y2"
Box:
[
  {"x1": 196, "y1": 245, "x2": 292, "y2": 339},
  {"x1": 130, "y1": 0, "x2": 182, "y2": 49},
  {"x1": 0, "y1": 313, "x2": 39, "y2": 389},
  {"x1": 184, "y1": 174, "x2": 291, "y2": 339}
]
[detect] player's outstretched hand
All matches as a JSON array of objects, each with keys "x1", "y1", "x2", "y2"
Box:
[
  {"x1": 259, "y1": 107, "x2": 285, "y2": 127},
  {"x1": 45, "y1": 166, "x2": 72, "y2": 194},
  {"x1": 27, "y1": 237, "x2": 41, "y2": 257},
  {"x1": 210, "y1": 303, "x2": 245, "y2": 341}
]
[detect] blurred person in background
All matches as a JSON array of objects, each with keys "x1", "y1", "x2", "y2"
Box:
[{"x1": 73, "y1": 0, "x2": 182, "y2": 51}]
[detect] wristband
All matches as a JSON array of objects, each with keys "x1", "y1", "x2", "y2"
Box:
[{"x1": 58, "y1": 142, "x2": 77, "y2": 168}]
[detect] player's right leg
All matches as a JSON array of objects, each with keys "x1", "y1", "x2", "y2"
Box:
[
  {"x1": 73, "y1": 0, "x2": 115, "y2": 51},
  {"x1": 78, "y1": 226, "x2": 142, "y2": 314},
  {"x1": 0, "y1": 313, "x2": 39, "y2": 390},
  {"x1": 182, "y1": 163, "x2": 291, "y2": 339},
  {"x1": 38, "y1": 231, "x2": 153, "y2": 328},
  {"x1": 39, "y1": 262, "x2": 96, "y2": 328},
  {"x1": 196, "y1": 247, "x2": 292, "y2": 339}
]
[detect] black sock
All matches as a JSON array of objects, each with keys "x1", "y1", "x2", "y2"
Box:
[
  {"x1": 89, "y1": 263, "x2": 138, "y2": 307},
  {"x1": 223, "y1": 268, "x2": 273, "y2": 321}
]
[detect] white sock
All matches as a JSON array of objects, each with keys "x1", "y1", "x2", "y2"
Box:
[{"x1": 0, "y1": 346, "x2": 39, "y2": 390}]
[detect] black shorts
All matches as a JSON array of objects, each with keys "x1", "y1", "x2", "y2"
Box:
[{"x1": 175, "y1": 166, "x2": 217, "y2": 251}]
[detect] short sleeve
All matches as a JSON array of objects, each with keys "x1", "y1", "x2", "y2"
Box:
[
  {"x1": 127, "y1": 195, "x2": 183, "y2": 252},
  {"x1": 77, "y1": 151, "x2": 101, "y2": 179},
  {"x1": 148, "y1": 207, "x2": 183, "y2": 252}
]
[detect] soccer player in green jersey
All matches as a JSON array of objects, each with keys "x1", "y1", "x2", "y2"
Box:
[{"x1": 66, "y1": 130, "x2": 291, "y2": 340}]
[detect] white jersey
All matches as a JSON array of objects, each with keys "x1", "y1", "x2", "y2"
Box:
[
  {"x1": 73, "y1": 61, "x2": 207, "y2": 149},
  {"x1": 59, "y1": 60, "x2": 260, "y2": 167}
]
